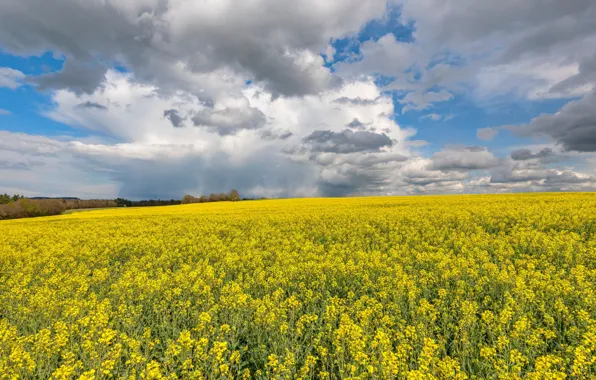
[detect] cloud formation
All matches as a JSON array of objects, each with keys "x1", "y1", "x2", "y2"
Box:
[
  {"x1": 1, "y1": 0, "x2": 595, "y2": 198},
  {"x1": 0, "y1": 0, "x2": 388, "y2": 97},
  {"x1": 0, "y1": 67, "x2": 25, "y2": 89},
  {"x1": 302, "y1": 129, "x2": 393, "y2": 154},
  {"x1": 512, "y1": 90, "x2": 596, "y2": 152},
  {"x1": 429, "y1": 146, "x2": 500, "y2": 171}
]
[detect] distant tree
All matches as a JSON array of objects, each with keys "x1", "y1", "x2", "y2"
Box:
[
  {"x1": 182, "y1": 195, "x2": 195, "y2": 204},
  {"x1": 209, "y1": 193, "x2": 219, "y2": 202},
  {"x1": 199, "y1": 195, "x2": 208, "y2": 203},
  {"x1": 230, "y1": 189, "x2": 240, "y2": 201},
  {"x1": 115, "y1": 198, "x2": 132, "y2": 207},
  {"x1": 0, "y1": 194, "x2": 10, "y2": 204}
]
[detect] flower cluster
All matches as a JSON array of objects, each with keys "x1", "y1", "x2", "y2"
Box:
[{"x1": 0, "y1": 193, "x2": 595, "y2": 378}]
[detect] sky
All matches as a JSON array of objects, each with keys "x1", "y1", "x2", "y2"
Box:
[{"x1": 0, "y1": 0, "x2": 595, "y2": 200}]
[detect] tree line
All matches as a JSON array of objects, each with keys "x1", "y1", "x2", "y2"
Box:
[
  {"x1": 1, "y1": 189, "x2": 247, "y2": 220},
  {"x1": 0, "y1": 198, "x2": 117, "y2": 220},
  {"x1": 114, "y1": 198, "x2": 182, "y2": 207},
  {"x1": 182, "y1": 189, "x2": 240, "y2": 204},
  {"x1": 0, "y1": 193, "x2": 24, "y2": 204}
]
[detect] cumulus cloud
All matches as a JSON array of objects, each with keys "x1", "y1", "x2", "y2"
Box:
[
  {"x1": 191, "y1": 96, "x2": 266, "y2": 136},
  {"x1": 3, "y1": 70, "x2": 419, "y2": 198},
  {"x1": 336, "y1": 0, "x2": 596, "y2": 107},
  {"x1": 302, "y1": 129, "x2": 393, "y2": 154},
  {"x1": 2, "y1": 0, "x2": 596, "y2": 198},
  {"x1": 0, "y1": 108, "x2": 11, "y2": 116},
  {"x1": 487, "y1": 158, "x2": 596, "y2": 192},
  {"x1": 0, "y1": 0, "x2": 388, "y2": 97},
  {"x1": 429, "y1": 146, "x2": 500, "y2": 171}
]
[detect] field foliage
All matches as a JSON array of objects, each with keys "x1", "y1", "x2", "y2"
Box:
[{"x1": 0, "y1": 194, "x2": 595, "y2": 379}]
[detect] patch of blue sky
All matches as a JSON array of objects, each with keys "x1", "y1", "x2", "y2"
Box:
[
  {"x1": 0, "y1": 86, "x2": 88, "y2": 138},
  {"x1": 358, "y1": 6, "x2": 414, "y2": 43},
  {"x1": 0, "y1": 50, "x2": 64, "y2": 75},
  {"x1": 395, "y1": 95, "x2": 572, "y2": 155},
  {"x1": 374, "y1": 75, "x2": 397, "y2": 88},
  {"x1": 0, "y1": 51, "x2": 97, "y2": 138},
  {"x1": 325, "y1": 5, "x2": 414, "y2": 69}
]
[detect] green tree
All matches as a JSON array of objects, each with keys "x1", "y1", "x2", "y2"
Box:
[{"x1": 0, "y1": 194, "x2": 10, "y2": 204}]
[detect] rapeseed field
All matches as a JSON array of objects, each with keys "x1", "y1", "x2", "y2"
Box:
[{"x1": 0, "y1": 193, "x2": 595, "y2": 379}]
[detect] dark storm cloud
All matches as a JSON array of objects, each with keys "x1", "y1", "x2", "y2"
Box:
[
  {"x1": 302, "y1": 129, "x2": 393, "y2": 154},
  {"x1": 0, "y1": 0, "x2": 386, "y2": 97},
  {"x1": 512, "y1": 90, "x2": 596, "y2": 152}
]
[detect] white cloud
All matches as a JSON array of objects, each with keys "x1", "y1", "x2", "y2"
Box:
[
  {"x1": 335, "y1": 0, "x2": 596, "y2": 107},
  {"x1": 1, "y1": 0, "x2": 596, "y2": 198},
  {"x1": 0, "y1": 67, "x2": 25, "y2": 89},
  {"x1": 429, "y1": 146, "x2": 500, "y2": 171},
  {"x1": 3, "y1": 72, "x2": 419, "y2": 198},
  {"x1": 0, "y1": 0, "x2": 389, "y2": 97}
]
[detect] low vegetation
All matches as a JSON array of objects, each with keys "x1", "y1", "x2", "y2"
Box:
[{"x1": 0, "y1": 198, "x2": 117, "y2": 220}]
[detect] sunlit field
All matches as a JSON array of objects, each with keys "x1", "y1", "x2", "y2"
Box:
[{"x1": 1, "y1": 194, "x2": 595, "y2": 379}]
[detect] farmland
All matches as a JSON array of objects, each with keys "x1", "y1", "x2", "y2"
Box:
[{"x1": 0, "y1": 193, "x2": 595, "y2": 379}]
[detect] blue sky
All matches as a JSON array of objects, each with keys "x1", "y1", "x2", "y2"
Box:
[{"x1": 1, "y1": 0, "x2": 595, "y2": 199}]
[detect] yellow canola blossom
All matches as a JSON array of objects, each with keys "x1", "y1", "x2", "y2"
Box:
[{"x1": 0, "y1": 193, "x2": 595, "y2": 379}]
